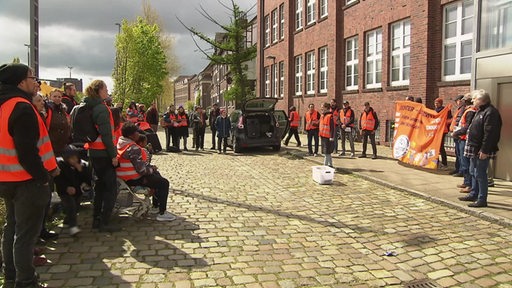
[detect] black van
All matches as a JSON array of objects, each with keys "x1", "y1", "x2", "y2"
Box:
[{"x1": 229, "y1": 98, "x2": 289, "y2": 153}]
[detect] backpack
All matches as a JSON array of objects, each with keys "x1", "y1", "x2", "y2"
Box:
[{"x1": 70, "y1": 103, "x2": 99, "y2": 143}]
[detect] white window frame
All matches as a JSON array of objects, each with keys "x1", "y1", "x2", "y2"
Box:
[
  {"x1": 306, "y1": 51, "x2": 316, "y2": 95},
  {"x1": 307, "y1": 0, "x2": 316, "y2": 25},
  {"x1": 279, "y1": 61, "x2": 285, "y2": 98},
  {"x1": 319, "y1": 47, "x2": 328, "y2": 93},
  {"x1": 272, "y1": 63, "x2": 278, "y2": 98},
  {"x1": 272, "y1": 9, "x2": 278, "y2": 44},
  {"x1": 320, "y1": 0, "x2": 328, "y2": 18},
  {"x1": 346, "y1": 0, "x2": 357, "y2": 5},
  {"x1": 295, "y1": 55, "x2": 303, "y2": 95},
  {"x1": 280, "y1": 4, "x2": 285, "y2": 40},
  {"x1": 264, "y1": 15, "x2": 270, "y2": 47},
  {"x1": 390, "y1": 19, "x2": 411, "y2": 86},
  {"x1": 265, "y1": 66, "x2": 270, "y2": 97},
  {"x1": 442, "y1": 0, "x2": 473, "y2": 81},
  {"x1": 365, "y1": 28, "x2": 382, "y2": 89},
  {"x1": 296, "y1": 0, "x2": 303, "y2": 30},
  {"x1": 346, "y1": 36, "x2": 359, "y2": 90}
]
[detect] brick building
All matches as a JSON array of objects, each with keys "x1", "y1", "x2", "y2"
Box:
[
  {"x1": 258, "y1": 0, "x2": 473, "y2": 143},
  {"x1": 173, "y1": 75, "x2": 196, "y2": 108}
]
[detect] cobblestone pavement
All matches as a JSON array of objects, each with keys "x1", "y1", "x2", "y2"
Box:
[{"x1": 38, "y1": 141, "x2": 512, "y2": 287}]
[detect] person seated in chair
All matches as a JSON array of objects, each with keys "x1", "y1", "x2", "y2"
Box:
[{"x1": 116, "y1": 122, "x2": 176, "y2": 221}]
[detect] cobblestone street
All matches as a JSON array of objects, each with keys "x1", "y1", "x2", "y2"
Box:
[{"x1": 38, "y1": 135, "x2": 512, "y2": 287}]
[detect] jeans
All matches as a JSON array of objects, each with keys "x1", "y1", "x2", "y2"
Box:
[
  {"x1": 211, "y1": 129, "x2": 217, "y2": 149},
  {"x1": 324, "y1": 154, "x2": 333, "y2": 167},
  {"x1": 341, "y1": 129, "x2": 355, "y2": 154},
  {"x1": 58, "y1": 191, "x2": 81, "y2": 227},
  {"x1": 361, "y1": 130, "x2": 377, "y2": 156},
  {"x1": 453, "y1": 138, "x2": 461, "y2": 173},
  {"x1": 218, "y1": 137, "x2": 228, "y2": 153},
  {"x1": 0, "y1": 181, "x2": 51, "y2": 287},
  {"x1": 333, "y1": 126, "x2": 340, "y2": 153},
  {"x1": 306, "y1": 129, "x2": 319, "y2": 154},
  {"x1": 458, "y1": 140, "x2": 471, "y2": 187},
  {"x1": 468, "y1": 155, "x2": 490, "y2": 204},
  {"x1": 90, "y1": 156, "x2": 117, "y2": 226},
  {"x1": 284, "y1": 127, "x2": 301, "y2": 145},
  {"x1": 127, "y1": 174, "x2": 170, "y2": 214}
]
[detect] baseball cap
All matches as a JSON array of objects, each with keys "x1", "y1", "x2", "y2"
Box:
[
  {"x1": 453, "y1": 95, "x2": 464, "y2": 101},
  {"x1": 343, "y1": 100, "x2": 349, "y2": 105}
]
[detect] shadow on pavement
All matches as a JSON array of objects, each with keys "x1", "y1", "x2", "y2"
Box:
[{"x1": 174, "y1": 189, "x2": 374, "y2": 234}]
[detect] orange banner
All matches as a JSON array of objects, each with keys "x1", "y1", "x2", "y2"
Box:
[{"x1": 392, "y1": 101, "x2": 451, "y2": 169}]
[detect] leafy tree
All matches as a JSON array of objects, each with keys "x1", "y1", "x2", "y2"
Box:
[{"x1": 179, "y1": 0, "x2": 256, "y2": 108}]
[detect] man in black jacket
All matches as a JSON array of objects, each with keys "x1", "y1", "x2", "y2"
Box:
[
  {"x1": 209, "y1": 103, "x2": 220, "y2": 150},
  {"x1": 459, "y1": 90, "x2": 502, "y2": 208},
  {"x1": 62, "y1": 82, "x2": 78, "y2": 114},
  {"x1": 339, "y1": 100, "x2": 356, "y2": 157},
  {"x1": 0, "y1": 63, "x2": 60, "y2": 288}
]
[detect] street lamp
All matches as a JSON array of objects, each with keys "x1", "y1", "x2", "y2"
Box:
[
  {"x1": 115, "y1": 22, "x2": 121, "y2": 34},
  {"x1": 24, "y1": 44, "x2": 30, "y2": 67},
  {"x1": 67, "y1": 66, "x2": 73, "y2": 78}
]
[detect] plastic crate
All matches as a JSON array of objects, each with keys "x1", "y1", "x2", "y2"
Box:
[{"x1": 312, "y1": 166, "x2": 335, "y2": 185}]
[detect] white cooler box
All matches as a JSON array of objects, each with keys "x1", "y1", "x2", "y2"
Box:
[{"x1": 312, "y1": 166, "x2": 335, "y2": 185}]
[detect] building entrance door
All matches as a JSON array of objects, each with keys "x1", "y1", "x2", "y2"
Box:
[{"x1": 495, "y1": 83, "x2": 512, "y2": 181}]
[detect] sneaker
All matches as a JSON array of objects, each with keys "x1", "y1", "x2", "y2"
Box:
[
  {"x1": 33, "y1": 255, "x2": 48, "y2": 266},
  {"x1": 40, "y1": 230, "x2": 58, "y2": 241},
  {"x1": 284, "y1": 142, "x2": 288, "y2": 146},
  {"x1": 210, "y1": 147, "x2": 216, "y2": 150},
  {"x1": 458, "y1": 196, "x2": 477, "y2": 202},
  {"x1": 372, "y1": 155, "x2": 378, "y2": 160},
  {"x1": 156, "y1": 211, "x2": 177, "y2": 222},
  {"x1": 313, "y1": 153, "x2": 318, "y2": 157},
  {"x1": 453, "y1": 173, "x2": 463, "y2": 177},
  {"x1": 69, "y1": 226, "x2": 81, "y2": 237},
  {"x1": 459, "y1": 187, "x2": 472, "y2": 193},
  {"x1": 218, "y1": 151, "x2": 222, "y2": 154},
  {"x1": 296, "y1": 143, "x2": 301, "y2": 147},
  {"x1": 488, "y1": 181, "x2": 495, "y2": 187},
  {"x1": 468, "y1": 201, "x2": 487, "y2": 208},
  {"x1": 350, "y1": 153, "x2": 355, "y2": 158},
  {"x1": 149, "y1": 207, "x2": 159, "y2": 214}
]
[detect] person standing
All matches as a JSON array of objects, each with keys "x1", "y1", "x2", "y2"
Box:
[
  {"x1": 209, "y1": 103, "x2": 220, "y2": 150},
  {"x1": 176, "y1": 106, "x2": 189, "y2": 151},
  {"x1": 46, "y1": 89, "x2": 71, "y2": 157},
  {"x1": 330, "y1": 99, "x2": 341, "y2": 153},
  {"x1": 0, "y1": 63, "x2": 60, "y2": 288},
  {"x1": 192, "y1": 106, "x2": 208, "y2": 151},
  {"x1": 434, "y1": 98, "x2": 453, "y2": 169},
  {"x1": 146, "y1": 102, "x2": 159, "y2": 132},
  {"x1": 449, "y1": 95, "x2": 466, "y2": 176},
  {"x1": 161, "y1": 105, "x2": 179, "y2": 152},
  {"x1": 284, "y1": 106, "x2": 301, "y2": 147},
  {"x1": 459, "y1": 90, "x2": 502, "y2": 208},
  {"x1": 452, "y1": 94, "x2": 477, "y2": 193},
  {"x1": 319, "y1": 103, "x2": 335, "y2": 167},
  {"x1": 359, "y1": 102, "x2": 379, "y2": 159},
  {"x1": 215, "y1": 109, "x2": 231, "y2": 154},
  {"x1": 339, "y1": 100, "x2": 356, "y2": 157},
  {"x1": 305, "y1": 103, "x2": 320, "y2": 156},
  {"x1": 83, "y1": 80, "x2": 119, "y2": 232},
  {"x1": 62, "y1": 82, "x2": 78, "y2": 114}
]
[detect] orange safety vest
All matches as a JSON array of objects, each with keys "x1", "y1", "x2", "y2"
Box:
[
  {"x1": 116, "y1": 142, "x2": 148, "y2": 181},
  {"x1": 289, "y1": 111, "x2": 300, "y2": 128},
  {"x1": 0, "y1": 97, "x2": 57, "y2": 182},
  {"x1": 449, "y1": 106, "x2": 465, "y2": 132},
  {"x1": 341, "y1": 108, "x2": 354, "y2": 127},
  {"x1": 360, "y1": 110, "x2": 376, "y2": 131},
  {"x1": 84, "y1": 104, "x2": 115, "y2": 150},
  {"x1": 305, "y1": 110, "x2": 320, "y2": 130},
  {"x1": 458, "y1": 106, "x2": 477, "y2": 141},
  {"x1": 177, "y1": 114, "x2": 188, "y2": 127},
  {"x1": 319, "y1": 114, "x2": 333, "y2": 138}
]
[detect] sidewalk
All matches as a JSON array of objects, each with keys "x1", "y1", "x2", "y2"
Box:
[{"x1": 284, "y1": 133, "x2": 512, "y2": 227}]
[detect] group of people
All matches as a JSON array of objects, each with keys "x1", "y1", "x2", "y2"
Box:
[
  {"x1": 0, "y1": 63, "x2": 176, "y2": 287},
  {"x1": 160, "y1": 102, "x2": 232, "y2": 154},
  {"x1": 287, "y1": 99, "x2": 379, "y2": 167}
]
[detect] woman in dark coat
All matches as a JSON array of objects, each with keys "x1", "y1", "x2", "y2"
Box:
[{"x1": 47, "y1": 89, "x2": 71, "y2": 157}]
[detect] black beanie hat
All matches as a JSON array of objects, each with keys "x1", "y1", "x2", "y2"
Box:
[{"x1": 0, "y1": 63, "x2": 30, "y2": 86}]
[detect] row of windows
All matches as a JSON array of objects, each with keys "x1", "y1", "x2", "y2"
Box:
[
  {"x1": 295, "y1": 0, "x2": 329, "y2": 30},
  {"x1": 264, "y1": 4, "x2": 285, "y2": 47}
]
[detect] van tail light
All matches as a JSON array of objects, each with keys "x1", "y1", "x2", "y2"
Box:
[{"x1": 238, "y1": 116, "x2": 244, "y2": 129}]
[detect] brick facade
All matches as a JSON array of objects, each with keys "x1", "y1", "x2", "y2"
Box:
[{"x1": 258, "y1": 0, "x2": 471, "y2": 143}]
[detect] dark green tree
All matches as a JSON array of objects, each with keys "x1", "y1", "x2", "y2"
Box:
[{"x1": 179, "y1": 0, "x2": 257, "y2": 107}]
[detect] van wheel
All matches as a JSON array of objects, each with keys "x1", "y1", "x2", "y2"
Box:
[
  {"x1": 272, "y1": 144, "x2": 281, "y2": 152},
  {"x1": 233, "y1": 138, "x2": 242, "y2": 153}
]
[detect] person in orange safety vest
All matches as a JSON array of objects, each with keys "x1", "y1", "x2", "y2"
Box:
[
  {"x1": 319, "y1": 102, "x2": 335, "y2": 167},
  {"x1": 339, "y1": 100, "x2": 356, "y2": 157},
  {"x1": 283, "y1": 106, "x2": 302, "y2": 147},
  {"x1": 305, "y1": 103, "x2": 320, "y2": 156},
  {"x1": 0, "y1": 63, "x2": 60, "y2": 288},
  {"x1": 359, "y1": 102, "x2": 379, "y2": 159}
]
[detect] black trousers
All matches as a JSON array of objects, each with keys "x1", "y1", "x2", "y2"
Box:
[
  {"x1": 211, "y1": 129, "x2": 217, "y2": 149},
  {"x1": 195, "y1": 128, "x2": 205, "y2": 149},
  {"x1": 439, "y1": 134, "x2": 448, "y2": 166},
  {"x1": 361, "y1": 130, "x2": 377, "y2": 156},
  {"x1": 58, "y1": 191, "x2": 81, "y2": 227},
  {"x1": 218, "y1": 137, "x2": 228, "y2": 152},
  {"x1": 165, "y1": 127, "x2": 178, "y2": 149},
  {"x1": 306, "y1": 129, "x2": 319, "y2": 154},
  {"x1": 284, "y1": 127, "x2": 301, "y2": 145},
  {"x1": 0, "y1": 181, "x2": 50, "y2": 287},
  {"x1": 127, "y1": 174, "x2": 170, "y2": 214},
  {"x1": 90, "y1": 156, "x2": 117, "y2": 225}
]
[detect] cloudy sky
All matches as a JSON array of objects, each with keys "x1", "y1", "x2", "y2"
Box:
[{"x1": 0, "y1": 0, "x2": 256, "y2": 89}]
